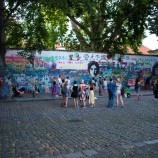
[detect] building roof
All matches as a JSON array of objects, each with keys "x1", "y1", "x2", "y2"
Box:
[{"x1": 127, "y1": 45, "x2": 151, "y2": 55}]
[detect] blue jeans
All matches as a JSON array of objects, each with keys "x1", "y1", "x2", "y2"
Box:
[{"x1": 108, "y1": 92, "x2": 115, "y2": 107}]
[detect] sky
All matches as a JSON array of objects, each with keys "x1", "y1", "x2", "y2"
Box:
[{"x1": 142, "y1": 31, "x2": 158, "y2": 50}]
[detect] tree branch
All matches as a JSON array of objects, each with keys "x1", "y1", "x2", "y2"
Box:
[
  {"x1": 67, "y1": 13, "x2": 91, "y2": 36},
  {"x1": 71, "y1": 20, "x2": 89, "y2": 49},
  {"x1": 4, "y1": 2, "x2": 21, "y2": 23}
]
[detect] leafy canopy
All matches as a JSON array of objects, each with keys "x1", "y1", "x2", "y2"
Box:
[
  {"x1": 4, "y1": 0, "x2": 156, "y2": 55},
  {"x1": 148, "y1": 1, "x2": 158, "y2": 36},
  {"x1": 45, "y1": 0, "x2": 153, "y2": 55}
]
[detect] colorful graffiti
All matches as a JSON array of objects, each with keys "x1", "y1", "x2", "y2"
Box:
[{"x1": 4, "y1": 49, "x2": 158, "y2": 94}]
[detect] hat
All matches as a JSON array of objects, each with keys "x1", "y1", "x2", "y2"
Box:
[
  {"x1": 117, "y1": 78, "x2": 120, "y2": 82},
  {"x1": 81, "y1": 80, "x2": 84, "y2": 83}
]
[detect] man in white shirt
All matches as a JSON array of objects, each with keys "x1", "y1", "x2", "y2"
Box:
[
  {"x1": 57, "y1": 75, "x2": 62, "y2": 85},
  {"x1": 65, "y1": 76, "x2": 71, "y2": 86},
  {"x1": 57, "y1": 75, "x2": 62, "y2": 95}
]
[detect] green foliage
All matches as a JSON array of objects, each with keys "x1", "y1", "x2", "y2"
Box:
[
  {"x1": 4, "y1": 0, "x2": 68, "y2": 51},
  {"x1": 2, "y1": 0, "x2": 157, "y2": 57},
  {"x1": 42, "y1": 9, "x2": 69, "y2": 49},
  {"x1": 6, "y1": 20, "x2": 24, "y2": 48},
  {"x1": 148, "y1": 2, "x2": 158, "y2": 36},
  {"x1": 45, "y1": 0, "x2": 153, "y2": 55}
]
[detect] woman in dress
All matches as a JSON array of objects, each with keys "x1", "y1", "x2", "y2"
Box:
[
  {"x1": 115, "y1": 79, "x2": 124, "y2": 107},
  {"x1": 52, "y1": 80, "x2": 59, "y2": 96},
  {"x1": 71, "y1": 80, "x2": 79, "y2": 108},
  {"x1": 88, "y1": 81, "x2": 95, "y2": 107}
]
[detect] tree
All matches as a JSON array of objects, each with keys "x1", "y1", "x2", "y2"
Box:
[
  {"x1": 0, "y1": 1, "x2": 31, "y2": 76},
  {"x1": 45, "y1": 0, "x2": 153, "y2": 55},
  {"x1": 0, "y1": 1, "x2": 47, "y2": 97},
  {"x1": 0, "y1": 0, "x2": 155, "y2": 99},
  {"x1": 148, "y1": 1, "x2": 158, "y2": 36},
  {"x1": 4, "y1": 1, "x2": 69, "y2": 50},
  {"x1": 0, "y1": 0, "x2": 69, "y2": 98},
  {"x1": 0, "y1": 0, "x2": 29, "y2": 98}
]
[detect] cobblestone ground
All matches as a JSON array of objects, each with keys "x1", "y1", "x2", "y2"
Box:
[{"x1": 0, "y1": 95, "x2": 158, "y2": 158}]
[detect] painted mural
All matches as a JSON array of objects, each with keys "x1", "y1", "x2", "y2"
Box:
[{"x1": 4, "y1": 49, "x2": 158, "y2": 94}]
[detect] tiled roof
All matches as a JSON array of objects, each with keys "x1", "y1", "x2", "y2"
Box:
[{"x1": 127, "y1": 45, "x2": 151, "y2": 55}]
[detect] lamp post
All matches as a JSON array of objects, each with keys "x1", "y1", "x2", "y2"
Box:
[{"x1": 30, "y1": 50, "x2": 35, "y2": 98}]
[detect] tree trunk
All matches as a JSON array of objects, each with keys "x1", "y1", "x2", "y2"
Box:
[
  {"x1": 0, "y1": 0, "x2": 8, "y2": 99},
  {"x1": 0, "y1": 0, "x2": 6, "y2": 74}
]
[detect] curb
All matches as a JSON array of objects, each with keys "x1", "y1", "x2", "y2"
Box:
[{"x1": 0, "y1": 93, "x2": 154, "y2": 103}]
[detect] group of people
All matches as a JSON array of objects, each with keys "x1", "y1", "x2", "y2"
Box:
[
  {"x1": 107, "y1": 77, "x2": 146, "y2": 108},
  {"x1": 7, "y1": 77, "x2": 25, "y2": 98},
  {"x1": 59, "y1": 78, "x2": 95, "y2": 108},
  {"x1": 51, "y1": 75, "x2": 126, "y2": 109},
  {"x1": 7, "y1": 74, "x2": 158, "y2": 104},
  {"x1": 55, "y1": 76, "x2": 149, "y2": 109},
  {"x1": 106, "y1": 78, "x2": 124, "y2": 108}
]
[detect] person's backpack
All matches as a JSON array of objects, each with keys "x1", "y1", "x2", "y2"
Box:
[
  {"x1": 135, "y1": 83, "x2": 139, "y2": 90},
  {"x1": 61, "y1": 86, "x2": 67, "y2": 94}
]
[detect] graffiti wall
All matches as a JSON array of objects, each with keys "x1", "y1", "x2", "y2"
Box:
[{"x1": 5, "y1": 49, "x2": 158, "y2": 93}]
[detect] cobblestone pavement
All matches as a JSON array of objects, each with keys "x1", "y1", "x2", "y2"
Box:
[
  {"x1": 0, "y1": 95, "x2": 158, "y2": 158},
  {"x1": 0, "y1": 90, "x2": 154, "y2": 102}
]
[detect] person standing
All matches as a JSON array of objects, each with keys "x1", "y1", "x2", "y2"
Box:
[
  {"x1": 58, "y1": 75, "x2": 62, "y2": 84},
  {"x1": 65, "y1": 76, "x2": 71, "y2": 86},
  {"x1": 7, "y1": 77, "x2": 13, "y2": 98},
  {"x1": 98, "y1": 76, "x2": 103, "y2": 96},
  {"x1": 88, "y1": 81, "x2": 95, "y2": 107},
  {"x1": 61, "y1": 81, "x2": 69, "y2": 107},
  {"x1": 71, "y1": 80, "x2": 79, "y2": 108},
  {"x1": 103, "y1": 78, "x2": 108, "y2": 95},
  {"x1": 153, "y1": 79, "x2": 158, "y2": 98},
  {"x1": 52, "y1": 81, "x2": 59, "y2": 97},
  {"x1": 135, "y1": 78, "x2": 141, "y2": 101},
  {"x1": 57, "y1": 75, "x2": 62, "y2": 95},
  {"x1": 107, "y1": 78, "x2": 116, "y2": 108},
  {"x1": 115, "y1": 79, "x2": 124, "y2": 107},
  {"x1": 79, "y1": 80, "x2": 87, "y2": 108},
  {"x1": 65, "y1": 76, "x2": 71, "y2": 95}
]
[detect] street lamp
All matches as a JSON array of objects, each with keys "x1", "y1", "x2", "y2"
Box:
[{"x1": 30, "y1": 49, "x2": 36, "y2": 98}]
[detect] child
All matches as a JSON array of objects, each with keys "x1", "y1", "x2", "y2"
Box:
[
  {"x1": 125, "y1": 85, "x2": 131, "y2": 98},
  {"x1": 79, "y1": 80, "x2": 87, "y2": 108},
  {"x1": 79, "y1": 90, "x2": 86, "y2": 108}
]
